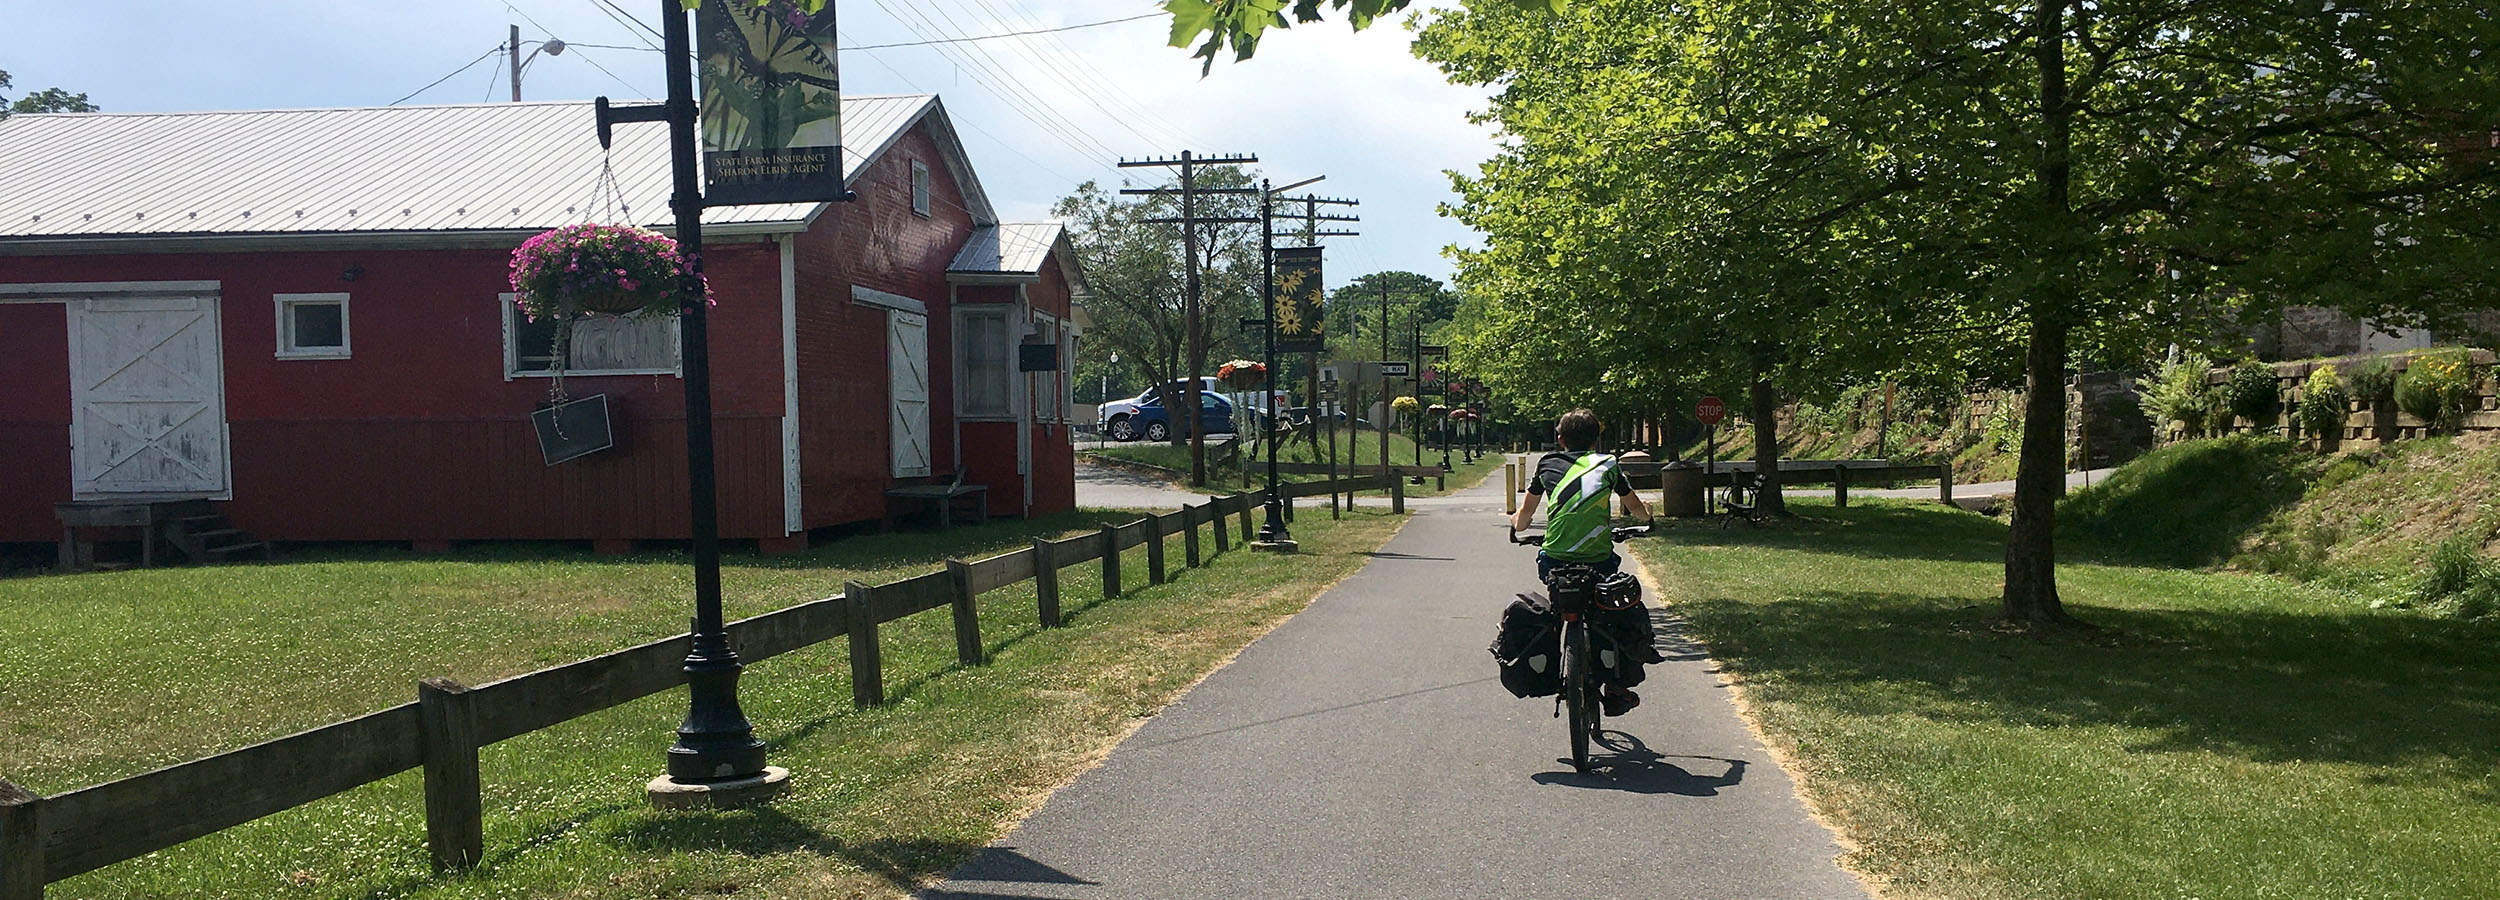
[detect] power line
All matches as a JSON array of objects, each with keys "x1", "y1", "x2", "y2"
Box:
[
  {"x1": 849, "y1": 11, "x2": 1162, "y2": 50},
  {"x1": 869, "y1": 0, "x2": 1124, "y2": 164},
  {"x1": 390, "y1": 44, "x2": 506, "y2": 105},
  {"x1": 871, "y1": 0, "x2": 1119, "y2": 160},
  {"x1": 942, "y1": 0, "x2": 1211, "y2": 152},
  {"x1": 590, "y1": 0, "x2": 668, "y2": 47},
  {"x1": 932, "y1": 0, "x2": 1179, "y2": 150}
]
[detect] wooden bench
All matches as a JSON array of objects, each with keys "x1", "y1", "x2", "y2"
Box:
[{"x1": 883, "y1": 481, "x2": 989, "y2": 531}]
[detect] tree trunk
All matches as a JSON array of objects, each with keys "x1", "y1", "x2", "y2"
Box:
[
  {"x1": 2002, "y1": 314, "x2": 2073, "y2": 625},
  {"x1": 2002, "y1": 0, "x2": 2078, "y2": 626},
  {"x1": 1750, "y1": 372, "x2": 1789, "y2": 517}
]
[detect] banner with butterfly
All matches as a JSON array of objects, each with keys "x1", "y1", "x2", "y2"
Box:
[{"x1": 698, "y1": 0, "x2": 844, "y2": 205}]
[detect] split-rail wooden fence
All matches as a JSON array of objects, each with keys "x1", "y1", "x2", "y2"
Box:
[{"x1": 0, "y1": 475, "x2": 1405, "y2": 899}]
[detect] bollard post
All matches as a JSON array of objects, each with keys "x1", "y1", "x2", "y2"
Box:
[
  {"x1": 0, "y1": 779, "x2": 46, "y2": 900},
  {"x1": 1391, "y1": 474, "x2": 1406, "y2": 514},
  {"x1": 417, "y1": 678, "x2": 483, "y2": 872},
  {"x1": 945, "y1": 560, "x2": 983, "y2": 665},
  {"x1": 1505, "y1": 462, "x2": 1518, "y2": 514},
  {"x1": 844, "y1": 582, "x2": 884, "y2": 706}
]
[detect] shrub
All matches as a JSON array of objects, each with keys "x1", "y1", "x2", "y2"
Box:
[
  {"x1": 2346, "y1": 360, "x2": 2398, "y2": 405},
  {"x1": 2394, "y1": 349, "x2": 2478, "y2": 433},
  {"x1": 2413, "y1": 535, "x2": 2500, "y2": 618},
  {"x1": 2224, "y1": 360, "x2": 2282, "y2": 426},
  {"x1": 1982, "y1": 395, "x2": 2025, "y2": 453},
  {"x1": 2294, "y1": 365, "x2": 2349, "y2": 439},
  {"x1": 2144, "y1": 352, "x2": 2217, "y2": 436}
]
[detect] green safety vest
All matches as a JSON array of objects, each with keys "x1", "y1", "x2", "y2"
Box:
[{"x1": 1542, "y1": 453, "x2": 1619, "y2": 562}]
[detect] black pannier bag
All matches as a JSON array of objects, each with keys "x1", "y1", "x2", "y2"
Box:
[{"x1": 1490, "y1": 594, "x2": 1562, "y2": 698}]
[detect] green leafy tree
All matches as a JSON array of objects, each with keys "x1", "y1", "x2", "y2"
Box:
[
  {"x1": 1428, "y1": 0, "x2": 2500, "y2": 626},
  {"x1": 0, "y1": 69, "x2": 100, "y2": 118}
]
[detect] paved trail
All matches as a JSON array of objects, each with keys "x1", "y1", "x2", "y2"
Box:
[{"x1": 927, "y1": 478, "x2": 1869, "y2": 900}]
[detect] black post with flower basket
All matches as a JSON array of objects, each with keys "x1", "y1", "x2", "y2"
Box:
[{"x1": 557, "y1": 0, "x2": 849, "y2": 810}]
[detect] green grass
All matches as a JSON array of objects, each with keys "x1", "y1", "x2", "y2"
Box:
[
  {"x1": 10, "y1": 507, "x2": 1407, "y2": 899},
  {"x1": 1627, "y1": 499, "x2": 2500, "y2": 900},
  {"x1": 2060, "y1": 434, "x2": 2318, "y2": 567},
  {"x1": 1085, "y1": 428, "x2": 1504, "y2": 496}
]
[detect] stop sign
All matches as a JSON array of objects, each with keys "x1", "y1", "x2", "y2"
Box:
[{"x1": 1696, "y1": 396, "x2": 1726, "y2": 426}]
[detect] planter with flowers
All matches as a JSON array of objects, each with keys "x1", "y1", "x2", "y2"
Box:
[
  {"x1": 507, "y1": 223, "x2": 703, "y2": 464},
  {"x1": 1217, "y1": 359, "x2": 1267, "y2": 390}
]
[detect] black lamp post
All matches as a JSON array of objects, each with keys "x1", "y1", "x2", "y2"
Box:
[
  {"x1": 1257, "y1": 177, "x2": 1288, "y2": 546},
  {"x1": 594, "y1": 0, "x2": 848, "y2": 805}
]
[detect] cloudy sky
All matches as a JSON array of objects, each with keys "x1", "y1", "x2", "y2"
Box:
[{"x1": 6, "y1": 0, "x2": 1497, "y2": 284}]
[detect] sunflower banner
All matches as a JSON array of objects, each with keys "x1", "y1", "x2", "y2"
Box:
[
  {"x1": 1271, "y1": 247, "x2": 1325, "y2": 353},
  {"x1": 698, "y1": 0, "x2": 843, "y2": 206}
]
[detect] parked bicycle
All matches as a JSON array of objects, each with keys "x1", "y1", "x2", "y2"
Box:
[{"x1": 1508, "y1": 520, "x2": 1652, "y2": 772}]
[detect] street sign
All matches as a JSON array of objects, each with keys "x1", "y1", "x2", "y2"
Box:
[
  {"x1": 1696, "y1": 396, "x2": 1727, "y2": 426},
  {"x1": 1379, "y1": 361, "x2": 1411, "y2": 377},
  {"x1": 1419, "y1": 344, "x2": 1450, "y2": 355}
]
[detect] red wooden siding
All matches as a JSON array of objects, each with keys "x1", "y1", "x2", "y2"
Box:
[
  {"x1": 0, "y1": 239, "x2": 791, "y2": 543},
  {"x1": 789, "y1": 121, "x2": 977, "y2": 529}
]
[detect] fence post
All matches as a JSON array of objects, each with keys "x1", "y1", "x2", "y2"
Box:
[
  {"x1": 844, "y1": 581, "x2": 884, "y2": 707},
  {"x1": 416, "y1": 677, "x2": 483, "y2": 873},
  {"x1": 1147, "y1": 516, "x2": 1167, "y2": 585},
  {"x1": 1030, "y1": 542, "x2": 1062, "y2": 627},
  {"x1": 1237, "y1": 493, "x2": 1255, "y2": 543},
  {"x1": 1937, "y1": 464, "x2": 1954, "y2": 506},
  {"x1": 1278, "y1": 481, "x2": 1295, "y2": 524},
  {"x1": 1210, "y1": 497, "x2": 1231, "y2": 552},
  {"x1": 1391, "y1": 475, "x2": 1406, "y2": 514},
  {"x1": 1100, "y1": 526, "x2": 1123, "y2": 600},
  {"x1": 1834, "y1": 465, "x2": 1851, "y2": 508},
  {"x1": 0, "y1": 779, "x2": 45, "y2": 900},
  {"x1": 1184, "y1": 504, "x2": 1203, "y2": 566},
  {"x1": 944, "y1": 560, "x2": 984, "y2": 666}
]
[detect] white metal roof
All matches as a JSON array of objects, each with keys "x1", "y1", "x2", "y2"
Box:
[
  {"x1": 948, "y1": 222, "x2": 1065, "y2": 275},
  {"x1": 0, "y1": 93, "x2": 987, "y2": 245}
]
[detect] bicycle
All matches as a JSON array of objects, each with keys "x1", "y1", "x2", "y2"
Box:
[{"x1": 1508, "y1": 520, "x2": 1653, "y2": 773}]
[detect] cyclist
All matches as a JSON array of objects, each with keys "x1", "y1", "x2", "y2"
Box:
[{"x1": 1508, "y1": 408, "x2": 1662, "y2": 714}]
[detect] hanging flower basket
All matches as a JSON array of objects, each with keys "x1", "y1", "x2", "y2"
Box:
[
  {"x1": 1217, "y1": 359, "x2": 1267, "y2": 390},
  {"x1": 508, "y1": 223, "x2": 703, "y2": 321}
]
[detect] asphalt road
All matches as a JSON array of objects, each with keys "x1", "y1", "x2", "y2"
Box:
[{"x1": 925, "y1": 479, "x2": 1869, "y2": 900}]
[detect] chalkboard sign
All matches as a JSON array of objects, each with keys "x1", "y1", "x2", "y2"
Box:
[
  {"x1": 532, "y1": 394, "x2": 615, "y2": 466},
  {"x1": 1019, "y1": 341, "x2": 1059, "y2": 372}
]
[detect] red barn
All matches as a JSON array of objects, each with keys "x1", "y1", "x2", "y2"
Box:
[{"x1": 0, "y1": 95, "x2": 1085, "y2": 555}]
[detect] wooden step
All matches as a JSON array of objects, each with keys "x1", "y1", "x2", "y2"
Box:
[{"x1": 204, "y1": 541, "x2": 268, "y2": 557}]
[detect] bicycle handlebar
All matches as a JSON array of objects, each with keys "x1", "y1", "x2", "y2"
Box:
[{"x1": 1509, "y1": 521, "x2": 1654, "y2": 546}]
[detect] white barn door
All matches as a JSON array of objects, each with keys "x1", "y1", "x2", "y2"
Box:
[
  {"x1": 66, "y1": 295, "x2": 230, "y2": 497},
  {"x1": 888, "y1": 310, "x2": 932, "y2": 478}
]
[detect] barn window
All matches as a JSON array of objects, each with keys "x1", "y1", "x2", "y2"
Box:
[
  {"x1": 955, "y1": 305, "x2": 1011, "y2": 419},
  {"x1": 274, "y1": 293, "x2": 350, "y2": 359},
  {"x1": 910, "y1": 160, "x2": 932, "y2": 217},
  {"x1": 499, "y1": 293, "x2": 680, "y2": 378}
]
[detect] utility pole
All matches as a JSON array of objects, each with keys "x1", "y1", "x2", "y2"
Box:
[
  {"x1": 1380, "y1": 282, "x2": 1395, "y2": 473},
  {"x1": 1122, "y1": 152, "x2": 1258, "y2": 487},
  {"x1": 509, "y1": 25, "x2": 523, "y2": 102}
]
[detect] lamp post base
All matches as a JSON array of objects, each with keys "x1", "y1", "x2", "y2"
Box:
[
  {"x1": 647, "y1": 766, "x2": 789, "y2": 810},
  {"x1": 1251, "y1": 539, "x2": 1300, "y2": 553}
]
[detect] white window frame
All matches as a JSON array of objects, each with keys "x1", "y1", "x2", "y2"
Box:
[
  {"x1": 910, "y1": 160, "x2": 933, "y2": 217},
  {"x1": 273, "y1": 292, "x2": 351, "y2": 359},
  {"x1": 1032, "y1": 312, "x2": 1066, "y2": 424},
  {"x1": 954, "y1": 304, "x2": 1013, "y2": 421},
  {"x1": 498, "y1": 292, "x2": 682, "y2": 379}
]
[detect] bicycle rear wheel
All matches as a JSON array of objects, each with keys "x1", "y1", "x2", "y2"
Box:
[{"x1": 1563, "y1": 620, "x2": 1592, "y2": 772}]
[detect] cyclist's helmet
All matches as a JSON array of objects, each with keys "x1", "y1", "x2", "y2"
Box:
[{"x1": 1597, "y1": 572, "x2": 1643, "y2": 610}]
